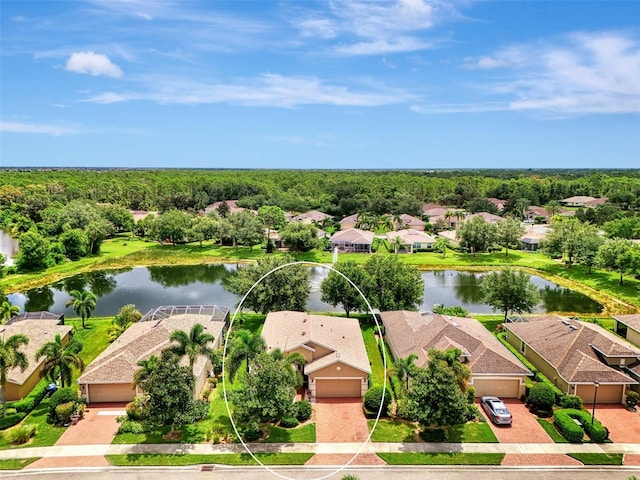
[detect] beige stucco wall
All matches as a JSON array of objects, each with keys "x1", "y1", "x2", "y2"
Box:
[
  {"x1": 626, "y1": 327, "x2": 640, "y2": 348},
  {"x1": 5, "y1": 368, "x2": 42, "y2": 402}
]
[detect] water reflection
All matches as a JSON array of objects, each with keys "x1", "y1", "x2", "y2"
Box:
[{"x1": 7, "y1": 265, "x2": 603, "y2": 317}]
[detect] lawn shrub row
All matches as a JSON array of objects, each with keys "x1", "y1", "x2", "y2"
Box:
[
  {"x1": 0, "y1": 412, "x2": 27, "y2": 430},
  {"x1": 8, "y1": 379, "x2": 49, "y2": 415},
  {"x1": 553, "y1": 409, "x2": 607, "y2": 443}
]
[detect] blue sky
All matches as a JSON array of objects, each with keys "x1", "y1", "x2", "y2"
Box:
[{"x1": 1, "y1": 0, "x2": 639, "y2": 169}]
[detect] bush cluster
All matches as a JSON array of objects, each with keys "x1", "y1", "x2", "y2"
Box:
[
  {"x1": 293, "y1": 400, "x2": 312, "y2": 422},
  {"x1": 9, "y1": 379, "x2": 49, "y2": 414},
  {"x1": 48, "y1": 387, "x2": 85, "y2": 425},
  {"x1": 117, "y1": 421, "x2": 146, "y2": 434},
  {"x1": 125, "y1": 401, "x2": 147, "y2": 421},
  {"x1": 3, "y1": 424, "x2": 36, "y2": 445},
  {"x1": 528, "y1": 383, "x2": 555, "y2": 411},
  {"x1": 364, "y1": 386, "x2": 392, "y2": 416},
  {"x1": 0, "y1": 412, "x2": 27, "y2": 430},
  {"x1": 560, "y1": 395, "x2": 583, "y2": 410},
  {"x1": 279, "y1": 416, "x2": 299, "y2": 428},
  {"x1": 553, "y1": 409, "x2": 608, "y2": 443}
]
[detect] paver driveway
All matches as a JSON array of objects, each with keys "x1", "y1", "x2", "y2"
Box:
[
  {"x1": 584, "y1": 403, "x2": 640, "y2": 443},
  {"x1": 314, "y1": 397, "x2": 370, "y2": 443},
  {"x1": 477, "y1": 399, "x2": 553, "y2": 444}
]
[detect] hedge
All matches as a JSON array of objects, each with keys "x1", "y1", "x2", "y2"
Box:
[
  {"x1": 553, "y1": 409, "x2": 608, "y2": 443},
  {"x1": 8, "y1": 378, "x2": 50, "y2": 414},
  {"x1": 0, "y1": 412, "x2": 27, "y2": 430}
]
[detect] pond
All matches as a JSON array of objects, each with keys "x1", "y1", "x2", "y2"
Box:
[{"x1": 7, "y1": 264, "x2": 603, "y2": 317}]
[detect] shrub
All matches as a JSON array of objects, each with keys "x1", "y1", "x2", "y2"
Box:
[
  {"x1": 4, "y1": 424, "x2": 36, "y2": 445},
  {"x1": 48, "y1": 387, "x2": 82, "y2": 424},
  {"x1": 209, "y1": 377, "x2": 218, "y2": 388},
  {"x1": 466, "y1": 386, "x2": 476, "y2": 404},
  {"x1": 55, "y1": 402, "x2": 76, "y2": 425},
  {"x1": 294, "y1": 400, "x2": 312, "y2": 422},
  {"x1": 242, "y1": 420, "x2": 262, "y2": 441},
  {"x1": 0, "y1": 412, "x2": 27, "y2": 430},
  {"x1": 553, "y1": 408, "x2": 608, "y2": 443},
  {"x1": 126, "y1": 401, "x2": 147, "y2": 421},
  {"x1": 117, "y1": 421, "x2": 146, "y2": 434},
  {"x1": 465, "y1": 404, "x2": 481, "y2": 422},
  {"x1": 419, "y1": 428, "x2": 446, "y2": 442},
  {"x1": 364, "y1": 386, "x2": 392, "y2": 416},
  {"x1": 553, "y1": 409, "x2": 584, "y2": 443},
  {"x1": 280, "y1": 416, "x2": 299, "y2": 428},
  {"x1": 560, "y1": 395, "x2": 583, "y2": 410},
  {"x1": 341, "y1": 475, "x2": 360, "y2": 480},
  {"x1": 626, "y1": 391, "x2": 639, "y2": 409},
  {"x1": 9, "y1": 378, "x2": 49, "y2": 414},
  {"x1": 3, "y1": 408, "x2": 17, "y2": 416},
  {"x1": 529, "y1": 383, "x2": 555, "y2": 411}
]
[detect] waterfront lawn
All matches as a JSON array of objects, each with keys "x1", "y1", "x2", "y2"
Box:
[
  {"x1": 67, "y1": 317, "x2": 114, "y2": 366},
  {"x1": 361, "y1": 325, "x2": 386, "y2": 387},
  {"x1": 568, "y1": 453, "x2": 623, "y2": 465},
  {"x1": 378, "y1": 452, "x2": 504, "y2": 465},
  {"x1": 106, "y1": 453, "x2": 314, "y2": 467},
  {"x1": 0, "y1": 458, "x2": 40, "y2": 470},
  {"x1": 368, "y1": 419, "x2": 417, "y2": 443}
]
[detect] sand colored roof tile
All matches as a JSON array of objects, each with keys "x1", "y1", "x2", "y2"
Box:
[
  {"x1": 261, "y1": 311, "x2": 371, "y2": 375},
  {"x1": 505, "y1": 316, "x2": 640, "y2": 384},
  {"x1": 395, "y1": 214, "x2": 426, "y2": 229},
  {"x1": 386, "y1": 229, "x2": 435, "y2": 244},
  {"x1": 612, "y1": 314, "x2": 640, "y2": 334},
  {"x1": 78, "y1": 307, "x2": 228, "y2": 385},
  {"x1": 330, "y1": 228, "x2": 375, "y2": 244},
  {"x1": 3, "y1": 317, "x2": 73, "y2": 386},
  {"x1": 464, "y1": 212, "x2": 504, "y2": 224},
  {"x1": 380, "y1": 311, "x2": 530, "y2": 376},
  {"x1": 423, "y1": 206, "x2": 448, "y2": 217},
  {"x1": 292, "y1": 210, "x2": 333, "y2": 224},
  {"x1": 339, "y1": 214, "x2": 360, "y2": 225}
]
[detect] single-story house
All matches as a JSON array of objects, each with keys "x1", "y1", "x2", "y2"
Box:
[
  {"x1": 612, "y1": 314, "x2": 640, "y2": 348},
  {"x1": 338, "y1": 213, "x2": 360, "y2": 230},
  {"x1": 380, "y1": 311, "x2": 532, "y2": 398},
  {"x1": 422, "y1": 204, "x2": 448, "y2": 217},
  {"x1": 520, "y1": 231, "x2": 546, "y2": 252},
  {"x1": 394, "y1": 214, "x2": 426, "y2": 231},
  {"x1": 487, "y1": 198, "x2": 506, "y2": 211},
  {"x1": 129, "y1": 210, "x2": 158, "y2": 222},
  {"x1": 436, "y1": 230, "x2": 460, "y2": 247},
  {"x1": 464, "y1": 212, "x2": 504, "y2": 224},
  {"x1": 261, "y1": 311, "x2": 371, "y2": 398},
  {"x1": 205, "y1": 200, "x2": 247, "y2": 215},
  {"x1": 386, "y1": 230, "x2": 435, "y2": 253},
  {"x1": 2, "y1": 312, "x2": 71, "y2": 402},
  {"x1": 330, "y1": 228, "x2": 375, "y2": 253},
  {"x1": 291, "y1": 210, "x2": 333, "y2": 225},
  {"x1": 77, "y1": 305, "x2": 229, "y2": 404},
  {"x1": 560, "y1": 196, "x2": 607, "y2": 208},
  {"x1": 504, "y1": 316, "x2": 640, "y2": 404}
]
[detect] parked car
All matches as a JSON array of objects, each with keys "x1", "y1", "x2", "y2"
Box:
[{"x1": 481, "y1": 396, "x2": 512, "y2": 425}]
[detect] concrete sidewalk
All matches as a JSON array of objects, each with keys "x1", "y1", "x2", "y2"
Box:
[{"x1": 2, "y1": 442, "x2": 640, "y2": 460}]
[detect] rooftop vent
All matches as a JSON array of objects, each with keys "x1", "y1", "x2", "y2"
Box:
[
  {"x1": 562, "y1": 319, "x2": 570, "y2": 325},
  {"x1": 569, "y1": 325, "x2": 579, "y2": 331},
  {"x1": 302, "y1": 331, "x2": 306, "y2": 336}
]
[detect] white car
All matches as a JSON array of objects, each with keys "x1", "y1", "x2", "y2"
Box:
[{"x1": 481, "y1": 396, "x2": 512, "y2": 425}]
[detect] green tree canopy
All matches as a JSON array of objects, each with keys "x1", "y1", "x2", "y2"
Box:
[
  {"x1": 168, "y1": 323, "x2": 216, "y2": 377},
  {"x1": 36, "y1": 333, "x2": 85, "y2": 388},
  {"x1": 149, "y1": 209, "x2": 193, "y2": 245},
  {"x1": 229, "y1": 211, "x2": 265, "y2": 249},
  {"x1": 14, "y1": 229, "x2": 51, "y2": 272},
  {"x1": 456, "y1": 216, "x2": 497, "y2": 253},
  {"x1": 108, "y1": 304, "x2": 142, "y2": 342},
  {"x1": 279, "y1": 222, "x2": 320, "y2": 252},
  {"x1": 0, "y1": 301, "x2": 20, "y2": 324},
  {"x1": 496, "y1": 217, "x2": 525, "y2": 257},
  {"x1": 223, "y1": 256, "x2": 310, "y2": 314},
  {"x1": 320, "y1": 261, "x2": 371, "y2": 317},
  {"x1": 480, "y1": 267, "x2": 539, "y2": 321},
  {"x1": 362, "y1": 255, "x2": 424, "y2": 311},
  {"x1": 226, "y1": 329, "x2": 266, "y2": 382},
  {"x1": 596, "y1": 237, "x2": 639, "y2": 285}
]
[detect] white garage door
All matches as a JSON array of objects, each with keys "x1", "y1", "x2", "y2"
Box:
[
  {"x1": 315, "y1": 379, "x2": 361, "y2": 398},
  {"x1": 472, "y1": 379, "x2": 520, "y2": 398},
  {"x1": 89, "y1": 383, "x2": 135, "y2": 403}
]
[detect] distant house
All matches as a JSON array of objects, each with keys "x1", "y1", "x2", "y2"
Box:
[
  {"x1": 330, "y1": 228, "x2": 375, "y2": 253},
  {"x1": 339, "y1": 213, "x2": 360, "y2": 230},
  {"x1": 130, "y1": 210, "x2": 158, "y2": 222},
  {"x1": 436, "y1": 230, "x2": 460, "y2": 247},
  {"x1": 386, "y1": 230, "x2": 435, "y2": 253},
  {"x1": 261, "y1": 312, "x2": 371, "y2": 398},
  {"x1": 487, "y1": 198, "x2": 506, "y2": 211},
  {"x1": 291, "y1": 210, "x2": 333, "y2": 225},
  {"x1": 520, "y1": 229, "x2": 547, "y2": 252},
  {"x1": 394, "y1": 214, "x2": 426, "y2": 231},
  {"x1": 524, "y1": 206, "x2": 573, "y2": 223},
  {"x1": 422, "y1": 205, "x2": 448, "y2": 218},
  {"x1": 2, "y1": 312, "x2": 71, "y2": 402},
  {"x1": 560, "y1": 196, "x2": 607, "y2": 208},
  {"x1": 504, "y1": 316, "x2": 640, "y2": 404},
  {"x1": 612, "y1": 314, "x2": 640, "y2": 348},
  {"x1": 205, "y1": 200, "x2": 247, "y2": 215},
  {"x1": 77, "y1": 305, "x2": 229, "y2": 404},
  {"x1": 464, "y1": 212, "x2": 504, "y2": 224},
  {"x1": 380, "y1": 311, "x2": 532, "y2": 398}
]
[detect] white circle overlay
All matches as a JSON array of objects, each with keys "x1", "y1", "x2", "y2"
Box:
[{"x1": 222, "y1": 260, "x2": 388, "y2": 480}]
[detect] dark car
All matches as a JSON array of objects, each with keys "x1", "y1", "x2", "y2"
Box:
[{"x1": 481, "y1": 396, "x2": 512, "y2": 425}]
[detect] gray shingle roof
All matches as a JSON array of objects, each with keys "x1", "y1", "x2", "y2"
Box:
[
  {"x1": 380, "y1": 311, "x2": 531, "y2": 376},
  {"x1": 505, "y1": 316, "x2": 640, "y2": 384},
  {"x1": 261, "y1": 311, "x2": 371, "y2": 375}
]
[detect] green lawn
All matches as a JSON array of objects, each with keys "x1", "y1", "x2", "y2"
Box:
[
  {"x1": 378, "y1": 452, "x2": 504, "y2": 465},
  {"x1": 537, "y1": 418, "x2": 568, "y2": 443},
  {"x1": 0, "y1": 398, "x2": 66, "y2": 450},
  {"x1": 105, "y1": 452, "x2": 314, "y2": 467},
  {"x1": 263, "y1": 423, "x2": 316, "y2": 443},
  {"x1": 361, "y1": 325, "x2": 386, "y2": 387},
  {"x1": 368, "y1": 419, "x2": 417, "y2": 443},
  {"x1": 67, "y1": 317, "x2": 114, "y2": 368},
  {"x1": 0, "y1": 458, "x2": 40, "y2": 470},
  {"x1": 568, "y1": 453, "x2": 623, "y2": 465},
  {"x1": 446, "y1": 422, "x2": 498, "y2": 443}
]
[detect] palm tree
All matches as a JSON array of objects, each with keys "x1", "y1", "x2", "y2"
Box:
[
  {"x1": 454, "y1": 210, "x2": 466, "y2": 226},
  {"x1": 133, "y1": 355, "x2": 160, "y2": 389},
  {"x1": 444, "y1": 210, "x2": 455, "y2": 228},
  {"x1": 107, "y1": 304, "x2": 142, "y2": 342},
  {"x1": 393, "y1": 354, "x2": 418, "y2": 392},
  {"x1": 0, "y1": 301, "x2": 20, "y2": 324},
  {"x1": 227, "y1": 329, "x2": 266, "y2": 382},
  {"x1": 167, "y1": 323, "x2": 216, "y2": 377},
  {"x1": 0, "y1": 334, "x2": 29, "y2": 416},
  {"x1": 434, "y1": 236, "x2": 451, "y2": 258},
  {"x1": 514, "y1": 198, "x2": 530, "y2": 221},
  {"x1": 67, "y1": 289, "x2": 97, "y2": 329},
  {"x1": 377, "y1": 214, "x2": 394, "y2": 232},
  {"x1": 36, "y1": 333, "x2": 85, "y2": 388},
  {"x1": 390, "y1": 235, "x2": 405, "y2": 254},
  {"x1": 545, "y1": 200, "x2": 562, "y2": 219}
]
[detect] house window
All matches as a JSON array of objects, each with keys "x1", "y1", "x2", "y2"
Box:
[{"x1": 520, "y1": 341, "x2": 526, "y2": 354}]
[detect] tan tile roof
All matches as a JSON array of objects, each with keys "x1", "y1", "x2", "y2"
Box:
[
  {"x1": 464, "y1": 212, "x2": 504, "y2": 224},
  {"x1": 386, "y1": 230, "x2": 435, "y2": 244},
  {"x1": 330, "y1": 228, "x2": 375, "y2": 244},
  {"x1": 380, "y1": 311, "x2": 531, "y2": 376},
  {"x1": 395, "y1": 214, "x2": 426, "y2": 229},
  {"x1": 292, "y1": 210, "x2": 333, "y2": 224},
  {"x1": 505, "y1": 316, "x2": 640, "y2": 384},
  {"x1": 77, "y1": 310, "x2": 227, "y2": 385},
  {"x1": 2, "y1": 318, "x2": 73, "y2": 386},
  {"x1": 423, "y1": 207, "x2": 448, "y2": 217},
  {"x1": 612, "y1": 314, "x2": 640, "y2": 334},
  {"x1": 261, "y1": 311, "x2": 371, "y2": 375},
  {"x1": 339, "y1": 214, "x2": 359, "y2": 225}
]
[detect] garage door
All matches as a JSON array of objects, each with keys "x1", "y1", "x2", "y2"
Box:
[
  {"x1": 472, "y1": 378, "x2": 520, "y2": 398},
  {"x1": 316, "y1": 379, "x2": 361, "y2": 398},
  {"x1": 577, "y1": 384, "x2": 622, "y2": 404},
  {"x1": 89, "y1": 383, "x2": 135, "y2": 403}
]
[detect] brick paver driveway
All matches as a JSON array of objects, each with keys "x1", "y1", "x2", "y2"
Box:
[
  {"x1": 584, "y1": 403, "x2": 640, "y2": 443},
  {"x1": 478, "y1": 399, "x2": 553, "y2": 444}
]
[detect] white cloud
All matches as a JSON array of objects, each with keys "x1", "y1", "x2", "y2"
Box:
[
  {"x1": 335, "y1": 37, "x2": 433, "y2": 56},
  {"x1": 66, "y1": 51, "x2": 124, "y2": 78},
  {"x1": 83, "y1": 73, "x2": 416, "y2": 108},
  {"x1": 0, "y1": 121, "x2": 78, "y2": 136}
]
